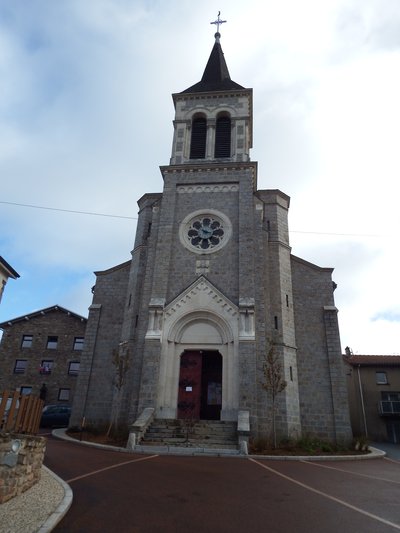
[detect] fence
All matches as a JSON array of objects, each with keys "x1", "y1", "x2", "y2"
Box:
[{"x1": 0, "y1": 390, "x2": 44, "y2": 434}]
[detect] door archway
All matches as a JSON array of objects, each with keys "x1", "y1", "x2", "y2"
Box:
[{"x1": 177, "y1": 350, "x2": 222, "y2": 420}]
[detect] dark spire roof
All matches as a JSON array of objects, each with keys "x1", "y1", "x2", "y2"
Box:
[{"x1": 181, "y1": 33, "x2": 245, "y2": 94}]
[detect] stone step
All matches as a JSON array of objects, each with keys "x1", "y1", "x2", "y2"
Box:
[
  {"x1": 141, "y1": 419, "x2": 238, "y2": 449},
  {"x1": 146, "y1": 426, "x2": 237, "y2": 435}
]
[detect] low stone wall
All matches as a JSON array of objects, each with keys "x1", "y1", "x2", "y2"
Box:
[{"x1": 0, "y1": 433, "x2": 46, "y2": 504}]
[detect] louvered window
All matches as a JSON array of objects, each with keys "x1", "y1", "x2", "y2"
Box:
[
  {"x1": 215, "y1": 116, "x2": 231, "y2": 158},
  {"x1": 190, "y1": 117, "x2": 207, "y2": 159}
]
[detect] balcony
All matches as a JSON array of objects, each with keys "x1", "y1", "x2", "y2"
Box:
[{"x1": 379, "y1": 401, "x2": 400, "y2": 416}]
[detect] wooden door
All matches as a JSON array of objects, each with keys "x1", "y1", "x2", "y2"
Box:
[
  {"x1": 177, "y1": 351, "x2": 222, "y2": 420},
  {"x1": 177, "y1": 351, "x2": 202, "y2": 419}
]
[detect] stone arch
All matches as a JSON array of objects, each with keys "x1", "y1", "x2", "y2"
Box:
[
  {"x1": 168, "y1": 310, "x2": 233, "y2": 345},
  {"x1": 157, "y1": 308, "x2": 238, "y2": 421}
]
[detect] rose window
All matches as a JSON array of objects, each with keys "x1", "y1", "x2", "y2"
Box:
[
  {"x1": 179, "y1": 209, "x2": 232, "y2": 255},
  {"x1": 187, "y1": 217, "x2": 225, "y2": 250}
]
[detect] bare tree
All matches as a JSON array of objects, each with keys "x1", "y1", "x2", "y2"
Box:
[
  {"x1": 260, "y1": 341, "x2": 287, "y2": 448},
  {"x1": 107, "y1": 342, "x2": 130, "y2": 437}
]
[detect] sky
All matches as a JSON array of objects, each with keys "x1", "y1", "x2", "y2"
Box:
[{"x1": 0, "y1": 0, "x2": 399, "y2": 354}]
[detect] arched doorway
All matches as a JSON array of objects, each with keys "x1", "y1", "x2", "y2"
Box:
[{"x1": 177, "y1": 350, "x2": 222, "y2": 420}]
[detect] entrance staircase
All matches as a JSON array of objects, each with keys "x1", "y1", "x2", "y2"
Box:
[{"x1": 140, "y1": 419, "x2": 238, "y2": 450}]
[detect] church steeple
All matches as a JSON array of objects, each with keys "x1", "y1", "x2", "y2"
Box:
[
  {"x1": 181, "y1": 33, "x2": 245, "y2": 94},
  {"x1": 169, "y1": 21, "x2": 253, "y2": 166}
]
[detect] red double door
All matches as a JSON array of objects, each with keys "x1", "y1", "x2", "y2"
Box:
[{"x1": 177, "y1": 350, "x2": 222, "y2": 420}]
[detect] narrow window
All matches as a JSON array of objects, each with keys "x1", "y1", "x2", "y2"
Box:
[
  {"x1": 290, "y1": 366, "x2": 293, "y2": 381},
  {"x1": 376, "y1": 371, "x2": 388, "y2": 385},
  {"x1": 47, "y1": 336, "x2": 58, "y2": 349},
  {"x1": 215, "y1": 115, "x2": 231, "y2": 158},
  {"x1": 274, "y1": 316, "x2": 278, "y2": 329},
  {"x1": 73, "y1": 337, "x2": 84, "y2": 351},
  {"x1": 190, "y1": 117, "x2": 207, "y2": 159},
  {"x1": 21, "y1": 335, "x2": 33, "y2": 348},
  {"x1": 286, "y1": 294, "x2": 289, "y2": 307},
  {"x1": 14, "y1": 360, "x2": 27, "y2": 374},
  {"x1": 40, "y1": 360, "x2": 53, "y2": 375},
  {"x1": 58, "y1": 388, "x2": 70, "y2": 401},
  {"x1": 68, "y1": 361, "x2": 80, "y2": 376}
]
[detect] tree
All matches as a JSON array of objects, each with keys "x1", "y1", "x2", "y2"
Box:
[
  {"x1": 260, "y1": 341, "x2": 287, "y2": 448},
  {"x1": 107, "y1": 342, "x2": 130, "y2": 437}
]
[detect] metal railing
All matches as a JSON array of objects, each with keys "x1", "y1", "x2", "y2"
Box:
[{"x1": 0, "y1": 390, "x2": 44, "y2": 434}]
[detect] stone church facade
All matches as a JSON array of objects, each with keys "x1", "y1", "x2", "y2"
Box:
[{"x1": 71, "y1": 32, "x2": 352, "y2": 444}]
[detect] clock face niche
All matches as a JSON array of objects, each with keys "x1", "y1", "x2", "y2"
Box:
[{"x1": 179, "y1": 209, "x2": 232, "y2": 254}]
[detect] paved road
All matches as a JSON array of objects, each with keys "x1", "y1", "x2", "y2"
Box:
[
  {"x1": 373, "y1": 442, "x2": 400, "y2": 461},
  {"x1": 44, "y1": 436, "x2": 400, "y2": 533}
]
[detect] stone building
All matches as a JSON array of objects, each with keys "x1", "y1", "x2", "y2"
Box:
[
  {"x1": 0, "y1": 305, "x2": 87, "y2": 405},
  {"x1": 344, "y1": 352, "x2": 400, "y2": 443},
  {"x1": 0, "y1": 257, "x2": 19, "y2": 304},
  {"x1": 70, "y1": 30, "x2": 352, "y2": 444}
]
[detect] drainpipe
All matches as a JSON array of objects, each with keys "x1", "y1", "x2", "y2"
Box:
[{"x1": 357, "y1": 365, "x2": 368, "y2": 438}]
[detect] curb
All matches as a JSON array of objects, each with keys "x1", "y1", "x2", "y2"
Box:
[
  {"x1": 52, "y1": 429, "x2": 386, "y2": 461},
  {"x1": 37, "y1": 466, "x2": 73, "y2": 533}
]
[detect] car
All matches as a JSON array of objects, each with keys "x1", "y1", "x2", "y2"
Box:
[{"x1": 40, "y1": 404, "x2": 71, "y2": 428}]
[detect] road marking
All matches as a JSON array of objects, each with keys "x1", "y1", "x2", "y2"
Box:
[
  {"x1": 385, "y1": 457, "x2": 400, "y2": 465},
  {"x1": 248, "y1": 457, "x2": 400, "y2": 531},
  {"x1": 66, "y1": 454, "x2": 159, "y2": 483},
  {"x1": 301, "y1": 460, "x2": 400, "y2": 485}
]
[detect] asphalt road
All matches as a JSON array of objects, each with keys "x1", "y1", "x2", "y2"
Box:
[{"x1": 44, "y1": 436, "x2": 400, "y2": 533}]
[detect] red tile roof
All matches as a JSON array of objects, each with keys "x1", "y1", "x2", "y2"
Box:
[{"x1": 344, "y1": 355, "x2": 400, "y2": 366}]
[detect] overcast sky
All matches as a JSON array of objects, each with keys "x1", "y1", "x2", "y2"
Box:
[{"x1": 0, "y1": 0, "x2": 399, "y2": 354}]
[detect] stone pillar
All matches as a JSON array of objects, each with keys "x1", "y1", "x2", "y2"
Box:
[{"x1": 323, "y1": 306, "x2": 353, "y2": 443}]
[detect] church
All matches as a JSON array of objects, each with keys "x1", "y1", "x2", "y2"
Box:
[{"x1": 70, "y1": 23, "x2": 352, "y2": 447}]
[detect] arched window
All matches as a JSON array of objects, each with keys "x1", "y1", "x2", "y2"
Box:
[
  {"x1": 215, "y1": 115, "x2": 231, "y2": 158},
  {"x1": 190, "y1": 116, "x2": 207, "y2": 159}
]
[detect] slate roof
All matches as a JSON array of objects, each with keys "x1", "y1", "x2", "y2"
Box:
[
  {"x1": 344, "y1": 355, "x2": 400, "y2": 366},
  {"x1": 0, "y1": 305, "x2": 87, "y2": 328},
  {"x1": 0, "y1": 256, "x2": 20, "y2": 279},
  {"x1": 181, "y1": 35, "x2": 245, "y2": 94}
]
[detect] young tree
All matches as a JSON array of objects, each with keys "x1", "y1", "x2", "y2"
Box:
[
  {"x1": 107, "y1": 342, "x2": 130, "y2": 437},
  {"x1": 260, "y1": 341, "x2": 287, "y2": 448}
]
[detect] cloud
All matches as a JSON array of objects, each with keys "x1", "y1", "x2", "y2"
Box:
[
  {"x1": 372, "y1": 310, "x2": 400, "y2": 323},
  {"x1": 0, "y1": 0, "x2": 399, "y2": 355}
]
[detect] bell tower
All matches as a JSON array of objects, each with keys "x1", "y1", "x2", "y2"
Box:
[{"x1": 170, "y1": 30, "x2": 252, "y2": 165}]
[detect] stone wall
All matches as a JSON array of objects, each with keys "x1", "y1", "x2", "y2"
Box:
[
  {"x1": 0, "y1": 434, "x2": 45, "y2": 504},
  {"x1": 0, "y1": 308, "x2": 87, "y2": 405}
]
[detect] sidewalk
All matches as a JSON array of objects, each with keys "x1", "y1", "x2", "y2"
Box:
[{"x1": 0, "y1": 466, "x2": 72, "y2": 533}]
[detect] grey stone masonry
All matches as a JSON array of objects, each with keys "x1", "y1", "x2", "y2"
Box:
[
  {"x1": 70, "y1": 262, "x2": 130, "y2": 427},
  {"x1": 291, "y1": 255, "x2": 352, "y2": 442},
  {"x1": 170, "y1": 89, "x2": 253, "y2": 165},
  {"x1": 323, "y1": 306, "x2": 353, "y2": 442}
]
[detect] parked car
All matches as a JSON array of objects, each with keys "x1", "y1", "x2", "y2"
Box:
[{"x1": 40, "y1": 404, "x2": 71, "y2": 428}]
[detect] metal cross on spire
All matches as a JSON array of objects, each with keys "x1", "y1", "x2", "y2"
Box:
[{"x1": 210, "y1": 11, "x2": 227, "y2": 34}]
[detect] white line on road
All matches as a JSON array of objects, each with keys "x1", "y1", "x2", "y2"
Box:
[
  {"x1": 249, "y1": 457, "x2": 400, "y2": 531},
  {"x1": 66, "y1": 454, "x2": 159, "y2": 483},
  {"x1": 301, "y1": 459, "x2": 400, "y2": 485}
]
